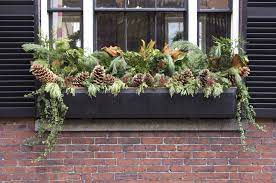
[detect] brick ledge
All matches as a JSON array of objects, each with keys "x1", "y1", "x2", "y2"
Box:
[{"x1": 35, "y1": 119, "x2": 239, "y2": 132}]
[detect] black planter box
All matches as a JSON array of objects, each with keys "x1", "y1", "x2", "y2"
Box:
[{"x1": 63, "y1": 87, "x2": 237, "y2": 119}]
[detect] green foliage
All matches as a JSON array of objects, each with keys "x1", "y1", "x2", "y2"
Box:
[
  {"x1": 167, "y1": 79, "x2": 200, "y2": 97},
  {"x1": 108, "y1": 56, "x2": 127, "y2": 77},
  {"x1": 86, "y1": 83, "x2": 100, "y2": 98},
  {"x1": 202, "y1": 82, "x2": 224, "y2": 98},
  {"x1": 136, "y1": 82, "x2": 148, "y2": 95},
  {"x1": 124, "y1": 51, "x2": 149, "y2": 73},
  {"x1": 164, "y1": 54, "x2": 176, "y2": 76},
  {"x1": 148, "y1": 49, "x2": 166, "y2": 74},
  {"x1": 45, "y1": 83, "x2": 62, "y2": 99},
  {"x1": 92, "y1": 51, "x2": 112, "y2": 69},
  {"x1": 110, "y1": 80, "x2": 127, "y2": 96},
  {"x1": 172, "y1": 40, "x2": 208, "y2": 74},
  {"x1": 209, "y1": 37, "x2": 233, "y2": 71},
  {"x1": 82, "y1": 54, "x2": 99, "y2": 71}
]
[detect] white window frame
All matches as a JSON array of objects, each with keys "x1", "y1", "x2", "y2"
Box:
[{"x1": 40, "y1": 0, "x2": 239, "y2": 53}]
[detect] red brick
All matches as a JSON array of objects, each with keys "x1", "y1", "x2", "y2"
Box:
[
  {"x1": 140, "y1": 159, "x2": 162, "y2": 165},
  {"x1": 192, "y1": 166, "x2": 215, "y2": 172},
  {"x1": 66, "y1": 145, "x2": 88, "y2": 151},
  {"x1": 170, "y1": 165, "x2": 191, "y2": 172},
  {"x1": 95, "y1": 138, "x2": 117, "y2": 144},
  {"x1": 95, "y1": 152, "x2": 114, "y2": 158},
  {"x1": 157, "y1": 145, "x2": 176, "y2": 151},
  {"x1": 178, "y1": 145, "x2": 210, "y2": 151},
  {"x1": 146, "y1": 166, "x2": 169, "y2": 172},
  {"x1": 71, "y1": 137, "x2": 93, "y2": 144},
  {"x1": 193, "y1": 152, "x2": 216, "y2": 158},
  {"x1": 118, "y1": 138, "x2": 140, "y2": 144},
  {"x1": 125, "y1": 152, "x2": 147, "y2": 158},
  {"x1": 133, "y1": 145, "x2": 156, "y2": 151},
  {"x1": 141, "y1": 138, "x2": 163, "y2": 144}
]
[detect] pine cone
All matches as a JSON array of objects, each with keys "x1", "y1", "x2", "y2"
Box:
[
  {"x1": 144, "y1": 73, "x2": 154, "y2": 87},
  {"x1": 92, "y1": 65, "x2": 105, "y2": 84},
  {"x1": 104, "y1": 74, "x2": 115, "y2": 86},
  {"x1": 30, "y1": 64, "x2": 58, "y2": 83},
  {"x1": 121, "y1": 73, "x2": 132, "y2": 85},
  {"x1": 239, "y1": 67, "x2": 250, "y2": 78},
  {"x1": 154, "y1": 74, "x2": 168, "y2": 87},
  {"x1": 199, "y1": 69, "x2": 214, "y2": 87},
  {"x1": 72, "y1": 72, "x2": 89, "y2": 87},
  {"x1": 132, "y1": 73, "x2": 144, "y2": 87},
  {"x1": 64, "y1": 76, "x2": 75, "y2": 87},
  {"x1": 177, "y1": 69, "x2": 194, "y2": 85}
]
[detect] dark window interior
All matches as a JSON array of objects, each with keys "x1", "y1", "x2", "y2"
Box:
[
  {"x1": 95, "y1": 0, "x2": 187, "y2": 51},
  {"x1": 198, "y1": 13, "x2": 231, "y2": 53},
  {"x1": 198, "y1": 0, "x2": 232, "y2": 53}
]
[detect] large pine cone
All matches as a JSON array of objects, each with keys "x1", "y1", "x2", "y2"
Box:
[
  {"x1": 132, "y1": 73, "x2": 144, "y2": 87},
  {"x1": 177, "y1": 69, "x2": 194, "y2": 85},
  {"x1": 104, "y1": 74, "x2": 115, "y2": 86},
  {"x1": 92, "y1": 65, "x2": 105, "y2": 84},
  {"x1": 72, "y1": 72, "x2": 89, "y2": 87},
  {"x1": 199, "y1": 69, "x2": 214, "y2": 87},
  {"x1": 30, "y1": 64, "x2": 58, "y2": 83},
  {"x1": 144, "y1": 73, "x2": 154, "y2": 87}
]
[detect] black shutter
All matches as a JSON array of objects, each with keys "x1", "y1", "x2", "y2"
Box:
[
  {"x1": 247, "y1": 0, "x2": 276, "y2": 118},
  {"x1": 0, "y1": 0, "x2": 37, "y2": 117}
]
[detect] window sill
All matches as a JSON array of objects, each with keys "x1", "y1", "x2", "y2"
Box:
[{"x1": 35, "y1": 118, "x2": 239, "y2": 132}]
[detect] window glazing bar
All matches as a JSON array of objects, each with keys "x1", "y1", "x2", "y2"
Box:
[
  {"x1": 83, "y1": 0, "x2": 94, "y2": 53},
  {"x1": 188, "y1": 0, "x2": 198, "y2": 44}
]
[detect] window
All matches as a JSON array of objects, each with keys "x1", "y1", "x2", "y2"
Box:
[
  {"x1": 198, "y1": 0, "x2": 232, "y2": 53},
  {"x1": 48, "y1": 0, "x2": 83, "y2": 48},
  {"x1": 41, "y1": 0, "x2": 239, "y2": 52},
  {"x1": 94, "y1": 0, "x2": 188, "y2": 51}
]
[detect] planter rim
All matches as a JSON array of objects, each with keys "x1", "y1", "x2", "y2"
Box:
[{"x1": 73, "y1": 87, "x2": 237, "y2": 94}]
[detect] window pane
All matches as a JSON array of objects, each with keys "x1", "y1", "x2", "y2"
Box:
[
  {"x1": 127, "y1": 13, "x2": 155, "y2": 51},
  {"x1": 156, "y1": 13, "x2": 185, "y2": 48},
  {"x1": 96, "y1": 13, "x2": 125, "y2": 49},
  {"x1": 198, "y1": 13, "x2": 230, "y2": 53},
  {"x1": 51, "y1": 12, "x2": 82, "y2": 48},
  {"x1": 200, "y1": 0, "x2": 230, "y2": 10},
  {"x1": 50, "y1": 0, "x2": 82, "y2": 8},
  {"x1": 157, "y1": 0, "x2": 186, "y2": 8},
  {"x1": 127, "y1": 0, "x2": 155, "y2": 8},
  {"x1": 96, "y1": 0, "x2": 125, "y2": 8}
]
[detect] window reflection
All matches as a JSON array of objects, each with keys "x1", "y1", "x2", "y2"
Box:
[
  {"x1": 127, "y1": 0, "x2": 155, "y2": 8},
  {"x1": 198, "y1": 13, "x2": 230, "y2": 53},
  {"x1": 157, "y1": 0, "x2": 186, "y2": 8},
  {"x1": 96, "y1": 12, "x2": 186, "y2": 50},
  {"x1": 51, "y1": 12, "x2": 82, "y2": 48},
  {"x1": 127, "y1": 13, "x2": 155, "y2": 51},
  {"x1": 200, "y1": 0, "x2": 230, "y2": 10},
  {"x1": 50, "y1": 0, "x2": 82, "y2": 8},
  {"x1": 96, "y1": 0, "x2": 125, "y2": 8},
  {"x1": 96, "y1": 13, "x2": 125, "y2": 49}
]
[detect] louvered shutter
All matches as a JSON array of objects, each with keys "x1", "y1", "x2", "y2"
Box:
[
  {"x1": 0, "y1": 0, "x2": 36, "y2": 117},
  {"x1": 247, "y1": 0, "x2": 276, "y2": 117}
]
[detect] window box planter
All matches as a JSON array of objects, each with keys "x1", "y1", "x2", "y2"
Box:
[{"x1": 63, "y1": 87, "x2": 237, "y2": 119}]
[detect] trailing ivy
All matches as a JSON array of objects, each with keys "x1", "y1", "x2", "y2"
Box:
[{"x1": 25, "y1": 85, "x2": 68, "y2": 162}]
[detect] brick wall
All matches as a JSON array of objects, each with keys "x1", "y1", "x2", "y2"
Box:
[{"x1": 0, "y1": 119, "x2": 275, "y2": 182}]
